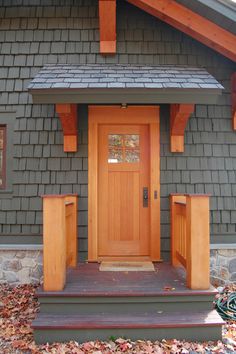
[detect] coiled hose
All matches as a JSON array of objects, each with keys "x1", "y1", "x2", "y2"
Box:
[{"x1": 215, "y1": 292, "x2": 236, "y2": 321}]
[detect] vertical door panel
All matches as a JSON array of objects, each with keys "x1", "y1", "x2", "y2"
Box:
[{"x1": 98, "y1": 124, "x2": 149, "y2": 257}]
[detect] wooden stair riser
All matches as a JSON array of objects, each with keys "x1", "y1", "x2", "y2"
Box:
[
  {"x1": 34, "y1": 325, "x2": 222, "y2": 344},
  {"x1": 39, "y1": 295, "x2": 215, "y2": 315}
]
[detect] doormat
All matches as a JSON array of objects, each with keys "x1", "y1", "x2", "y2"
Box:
[{"x1": 99, "y1": 261, "x2": 155, "y2": 272}]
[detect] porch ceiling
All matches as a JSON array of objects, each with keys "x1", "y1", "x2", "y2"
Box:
[{"x1": 28, "y1": 64, "x2": 223, "y2": 104}]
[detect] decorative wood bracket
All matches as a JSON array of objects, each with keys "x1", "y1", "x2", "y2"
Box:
[
  {"x1": 232, "y1": 73, "x2": 236, "y2": 131},
  {"x1": 170, "y1": 104, "x2": 195, "y2": 153},
  {"x1": 56, "y1": 104, "x2": 78, "y2": 152},
  {"x1": 99, "y1": 0, "x2": 116, "y2": 54}
]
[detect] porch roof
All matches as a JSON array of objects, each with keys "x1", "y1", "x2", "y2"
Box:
[{"x1": 29, "y1": 64, "x2": 224, "y2": 104}]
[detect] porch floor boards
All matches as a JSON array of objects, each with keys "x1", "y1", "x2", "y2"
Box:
[{"x1": 38, "y1": 262, "x2": 217, "y2": 297}]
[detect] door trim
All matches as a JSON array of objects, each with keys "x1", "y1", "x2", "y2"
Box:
[{"x1": 88, "y1": 105, "x2": 160, "y2": 262}]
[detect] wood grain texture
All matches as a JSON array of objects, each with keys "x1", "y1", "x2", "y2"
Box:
[
  {"x1": 170, "y1": 194, "x2": 186, "y2": 267},
  {"x1": 150, "y1": 113, "x2": 160, "y2": 260},
  {"x1": 42, "y1": 195, "x2": 78, "y2": 291},
  {"x1": 65, "y1": 195, "x2": 78, "y2": 267},
  {"x1": 99, "y1": 0, "x2": 116, "y2": 54},
  {"x1": 171, "y1": 194, "x2": 210, "y2": 290},
  {"x1": 186, "y1": 195, "x2": 210, "y2": 290},
  {"x1": 98, "y1": 124, "x2": 149, "y2": 258},
  {"x1": 43, "y1": 197, "x2": 66, "y2": 291},
  {"x1": 88, "y1": 106, "x2": 160, "y2": 261},
  {"x1": 56, "y1": 104, "x2": 78, "y2": 152},
  {"x1": 126, "y1": 0, "x2": 236, "y2": 62},
  {"x1": 33, "y1": 309, "x2": 224, "y2": 329},
  {"x1": 88, "y1": 109, "x2": 98, "y2": 261},
  {"x1": 37, "y1": 262, "x2": 217, "y2": 297},
  {"x1": 170, "y1": 104, "x2": 195, "y2": 152}
]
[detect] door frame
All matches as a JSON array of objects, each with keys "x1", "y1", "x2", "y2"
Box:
[{"x1": 88, "y1": 105, "x2": 160, "y2": 262}]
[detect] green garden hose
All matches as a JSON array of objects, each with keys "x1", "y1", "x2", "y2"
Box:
[{"x1": 215, "y1": 292, "x2": 236, "y2": 321}]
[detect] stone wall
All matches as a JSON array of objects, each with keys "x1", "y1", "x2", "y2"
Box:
[
  {"x1": 210, "y1": 247, "x2": 236, "y2": 287},
  {"x1": 0, "y1": 246, "x2": 43, "y2": 284}
]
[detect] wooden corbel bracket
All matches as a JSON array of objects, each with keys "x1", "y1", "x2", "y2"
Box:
[
  {"x1": 232, "y1": 73, "x2": 236, "y2": 130},
  {"x1": 99, "y1": 0, "x2": 116, "y2": 54},
  {"x1": 56, "y1": 104, "x2": 78, "y2": 152},
  {"x1": 170, "y1": 104, "x2": 195, "y2": 153}
]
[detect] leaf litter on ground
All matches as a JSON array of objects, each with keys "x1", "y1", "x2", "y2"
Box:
[{"x1": 0, "y1": 283, "x2": 236, "y2": 353}]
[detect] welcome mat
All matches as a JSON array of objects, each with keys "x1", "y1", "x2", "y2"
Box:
[{"x1": 99, "y1": 261, "x2": 155, "y2": 272}]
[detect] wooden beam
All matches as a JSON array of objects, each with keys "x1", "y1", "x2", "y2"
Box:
[
  {"x1": 170, "y1": 104, "x2": 194, "y2": 152},
  {"x1": 99, "y1": 0, "x2": 116, "y2": 54},
  {"x1": 232, "y1": 73, "x2": 236, "y2": 130},
  {"x1": 126, "y1": 0, "x2": 236, "y2": 62},
  {"x1": 56, "y1": 104, "x2": 78, "y2": 152}
]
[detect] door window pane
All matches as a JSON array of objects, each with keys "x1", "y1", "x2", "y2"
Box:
[
  {"x1": 124, "y1": 135, "x2": 139, "y2": 148},
  {"x1": 108, "y1": 148, "x2": 123, "y2": 163},
  {"x1": 108, "y1": 134, "x2": 122, "y2": 147},
  {"x1": 125, "y1": 149, "x2": 140, "y2": 163},
  {"x1": 108, "y1": 134, "x2": 140, "y2": 163}
]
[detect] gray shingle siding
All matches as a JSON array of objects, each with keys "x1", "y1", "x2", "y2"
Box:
[{"x1": 0, "y1": 0, "x2": 235, "y2": 261}]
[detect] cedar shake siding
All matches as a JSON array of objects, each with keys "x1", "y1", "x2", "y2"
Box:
[{"x1": 0, "y1": 0, "x2": 236, "y2": 261}]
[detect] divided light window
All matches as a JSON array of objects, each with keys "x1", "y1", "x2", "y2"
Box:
[{"x1": 0, "y1": 126, "x2": 6, "y2": 189}]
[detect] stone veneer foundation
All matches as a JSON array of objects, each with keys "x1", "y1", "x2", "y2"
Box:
[
  {"x1": 210, "y1": 245, "x2": 236, "y2": 287},
  {"x1": 0, "y1": 245, "x2": 235, "y2": 287},
  {"x1": 0, "y1": 245, "x2": 43, "y2": 285}
]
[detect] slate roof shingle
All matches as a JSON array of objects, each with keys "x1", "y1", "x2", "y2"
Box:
[{"x1": 28, "y1": 64, "x2": 224, "y2": 90}]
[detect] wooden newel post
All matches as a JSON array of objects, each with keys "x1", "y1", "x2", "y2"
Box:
[
  {"x1": 186, "y1": 195, "x2": 210, "y2": 290},
  {"x1": 43, "y1": 196, "x2": 66, "y2": 291}
]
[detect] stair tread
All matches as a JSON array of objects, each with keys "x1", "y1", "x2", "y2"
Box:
[
  {"x1": 33, "y1": 309, "x2": 224, "y2": 329},
  {"x1": 37, "y1": 289, "x2": 217, "y2": 298}
]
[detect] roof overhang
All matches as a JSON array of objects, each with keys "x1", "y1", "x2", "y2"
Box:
[
  {"x1": 30, "y1": 87, "x2": 222, "y2": 105},
  {"x1": 29, "y1": 64, "x2": 224, "y2": 105},
  {"x1": 28, "y1": 64, "x2": 224, "y2": 154}
]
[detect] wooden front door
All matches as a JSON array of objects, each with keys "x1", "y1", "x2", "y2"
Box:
[{"x1": 88, "y1": 106, "x2": 160, "y2": 261}]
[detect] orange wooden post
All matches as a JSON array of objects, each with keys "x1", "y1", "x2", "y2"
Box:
[
  {"x1": 43, "y1": 196, "x2": 66, "y2": 291},
  {"x1": 186, "y1": 195, "x2": 210, "y2": 290},
  {"x1": 65, "y1": 195, "x2": 78, "y2": 268}
]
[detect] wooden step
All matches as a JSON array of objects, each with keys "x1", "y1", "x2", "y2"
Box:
[
  {"x1": 33, "y1": 310, "x2": 224, "y2": 343},
  {"x1": 38, "y1": 293, "x2": 216, "y2": 315},
  {"x1": 33, "y1": 310, "x2": 223, "y2": 329}
]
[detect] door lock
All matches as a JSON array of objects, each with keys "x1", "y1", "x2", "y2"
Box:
[{"x1": 143, "y1": 187, "x2": 148, "y2": 207}]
